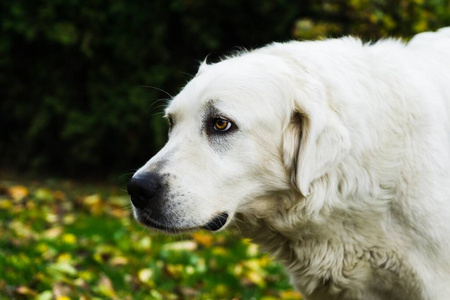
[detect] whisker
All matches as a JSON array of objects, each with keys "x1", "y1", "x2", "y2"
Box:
[
  {"x1": 118, "y1": 172, "x2": 136, "y2": 179},
  {"x1": 140, "y1": 85, "x2": 174, "y2": 99},
  {"x1": 179, "y1": 71, "x2": 195, "y2": 79},
  {"x1": 149, "y1": 105, "x2": 170, "y2": 117},
  {"x1": 146, "y1": 98, "x2": 171, "y2": 114}
]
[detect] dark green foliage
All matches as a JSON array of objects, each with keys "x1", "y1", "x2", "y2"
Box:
[{"x1": 1, "y1": 0, "x2": 449, "y2": 176}]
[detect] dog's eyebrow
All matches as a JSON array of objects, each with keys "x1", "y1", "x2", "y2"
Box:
[{"x1": 203, "y1": 100, "x2": 226, "y2": 118}]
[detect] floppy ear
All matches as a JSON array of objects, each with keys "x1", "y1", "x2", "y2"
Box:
[{"x1": 283, "y1": 104, "x2": 351, "y2": 196}]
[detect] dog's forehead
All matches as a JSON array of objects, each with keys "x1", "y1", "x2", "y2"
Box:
[{"x1": 167, "y1": 54, "x2": 289, "y2": 119}]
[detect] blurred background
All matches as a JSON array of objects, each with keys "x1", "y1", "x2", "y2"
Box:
[
  {"x1": 1, "y1": 0, "x2": 449, "y2": 299},
  {"x1": 2, "y1": 0, "x2": 450, "y2": 178}
]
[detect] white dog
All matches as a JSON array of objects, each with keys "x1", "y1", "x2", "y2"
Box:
[{"x1": 128, "y1": 28, "x2": 450, "y2": 300}]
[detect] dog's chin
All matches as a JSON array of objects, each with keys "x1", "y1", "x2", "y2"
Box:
[{"x1": 135, "y1": 212, "x2": 229, "y2": 234}]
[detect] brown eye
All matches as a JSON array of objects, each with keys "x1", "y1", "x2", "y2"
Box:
[{"x1": 213, "y1": 118, "x2": 231, "y2": 132}]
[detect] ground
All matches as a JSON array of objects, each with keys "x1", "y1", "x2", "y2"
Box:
[{"x1": 0, "y1": 175, "x2": 301, "y2": 300}]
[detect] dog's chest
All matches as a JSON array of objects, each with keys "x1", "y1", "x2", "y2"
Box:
[
  {"x1": 283, "y1": 240, "x2": 418, "y2": 300},
  {"x1": 243, "y1": 221, "x2": 420, "y2": 300}
]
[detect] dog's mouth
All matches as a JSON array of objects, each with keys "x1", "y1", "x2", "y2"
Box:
[
  {"x1": 136, "y1": 212, "x2": 229, "y2": 233},
  {"x1": 202, "y1": 212, "x2": 229, "y2": 231}
]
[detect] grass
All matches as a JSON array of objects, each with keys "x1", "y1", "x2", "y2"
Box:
[{"x1": 0, "y1": 176, "x2": 302, "y2": 299}]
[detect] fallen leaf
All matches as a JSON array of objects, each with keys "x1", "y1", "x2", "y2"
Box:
[
  {"x1": 53, "y1": 282, "x2": 72, "y2": 299},
  {"x1": 83, "y1": 194, "x2": 101, "y2": 206},
  {"x1": 193, "y1": 232, "x2": 213, "y2": 247},
  {"x1": 98, "y1": 274, "x2": 118, "y2": 299},
  {"x1": 177, "y1": 286, "x2": 199, "y2": 298},
  {"x1": 62, "y1": 233, "x2": 76, "y2": 244},
  {"x1": 165, "y1": 264, "x2": 183, "y2": 278},
  {"x1": 16, "y1": 286, "x2": 37, "y2": 296},
  {"x1": 0, "y1": 198, "x2": 13, "y2": 209},
  {"x1": 63, "y1": 214, "x2": 75, "y2": 225},
  {"x1": 43, "y1": 227, "x2": 63, "y2": 239},
  {"x1": 9, "y1": 185, "x2": 28, "y2": 201},
  {"x1": 280, "y1": 290, "x2": 303, "y2": 299},
  {"x1": 36, "y1": 291, "x2": 53, "y2": 300},
  {"x1": 82, "y1": 194, "x2": 103, "y2": 214},
  {"x1": 52, "y1": 190, "x2": 66, "y2": 201},
  {"x1": 47, "y1": 262, "x2": 77, "y2": 277},
  {"x1": 56, "y1": 253, "x2": 73, "y2": 263},
  {"x1": 110, "y1": 256, "x2": 128, "y2": 266},
  {"x1": 138, "y1": 268, "x2": 154, "y2": 283},
  {"x1": 162, "y1": 241, "x2": 197, "y2": 252},
  {"x1": 211, "y1": 246, "x2": 227, "y2": 256},
  {"x1": 246, "y1": 243, "x2": 259, "y2": 257},
  {"x1": 34, "y1": 188, "x2": 53, "y2": 201}
]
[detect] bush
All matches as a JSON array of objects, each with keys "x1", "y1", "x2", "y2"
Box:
[{"x1": 1, "y1": 0, "x2": 449, "y2": 176}]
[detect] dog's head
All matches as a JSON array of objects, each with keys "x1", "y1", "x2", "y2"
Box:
[{"x1": 128, "y1": 48, "x2": 350, "y2": 233}]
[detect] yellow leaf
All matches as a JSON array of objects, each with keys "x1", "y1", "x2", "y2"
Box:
[
  {"x1": 37, "y1": 243, "x2": 49, "y2": 253},
  {"x1": 16, "y1": 286, "x2": 36, "y2": 295},
  {"x1": 83, "y1": 194, "x2": 103, "y2": 214},
  {"x1": 213, "y1": 284, "x2": 228, "y2": 297},
  {"x1": 242, "y1": 238, "x2": 252, "y2": 244},
  {"x1": 233, "y1": 264, "x2": 243, "y2": 276},
  {"x1": 25, "y1": 200, "x2": 36, "y2": 209},
  {"x1": 166, "y1": 264, "x2": 183, "y2": 278},
  {"x1": 9, "y1": 185, "x2": 28, "y2": 201},
  {"x1": 52, "y1": 190, "x2": 66, "y2": 201},
  {"x1": 136, "y1": 236, "x2": 152, "y2": 250},
  {"x1": 211, "y1": 246, "x2": 227, "y2": 256},
  {"x1": 34, "y1": 188, "x2": 53, "y2": 201},
  {"x1": 110, "y1": 256, "x2": 128, "y2": 266},
  {"x1": 185, "y1": 265, "x2": 195, "y2": 275},
  {"x1": 46, "y1": 212, "x2": 58, "y2": 223},
  {"x1": 0, "y1": 199, "x2": 13, "y2": 209},
  {"x1": 280, "y1": 290, "x2": 303, "y2": 299},
  {"x1": 138, "y1": 268, "x2": 154, "y2": 283},
  {"x1": 62, "y1": 233, "x2": 76, "y2": 244},
  {"x1": 98, "y1": 274, "x2": 118, "y2": 299},
  {"x1": 63, "y1": 214, "x2": 75, "y2": 225},
  {"x1": 43, "y1": 227, "x2": 63, "y2": 239},
  {"x1": 83, "y1": 194, "x2": 101, "y2": 206},
  {"x1": 79, "y1": 270, "x2": 94, "y2": 281},
  {"x1": 193, "y1": 232, "x2": 213, "y2": 247},
  {"x1": 244, "y1": 258, "x2": 264, "y2": 271},
  {"x1": 246, "y1": 243, "x2": 259, "y2": 257},
  {"x1": 414, "y1": 19, "x2": 428, "y2": 33},
  {"x1": 162, "y1": 241, "x2": 197, "y2": 251},
  {"x1": 57, "y1": 253, "x2": 72, "y2": 263},
  {"x1": 261, "y1": 297, "x2": 279, "y2": 300},
  {"x1": 246, "y1": 270, "x2": 265, "y2": 287}
]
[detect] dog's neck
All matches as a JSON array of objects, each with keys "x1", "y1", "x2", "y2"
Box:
[{"x1": 235, "y1": 188, "x2": 422, "y2": 300}]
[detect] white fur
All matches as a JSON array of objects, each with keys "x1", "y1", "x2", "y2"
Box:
[{"x1": 135, "y1": 28, "x2": 450, "y2": 299}]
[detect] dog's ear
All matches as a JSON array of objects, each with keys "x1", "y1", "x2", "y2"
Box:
[
  {"x1": 197, "y1": 54, "x2": 212, "y2": 75},
  {"x1": 282, "y1": 104, "x2": 350, "y2": 196}
]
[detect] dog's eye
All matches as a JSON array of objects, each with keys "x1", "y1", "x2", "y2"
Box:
[
  {"x1": 167, "y1": 116, "x2": 174, "y2": 132},
  {"x1": 213, "y1": 118, "x2": 232, "y2": 132}
]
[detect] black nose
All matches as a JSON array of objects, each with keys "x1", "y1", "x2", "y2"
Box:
[{"x1": 127, "y1": 172, "x2": 161, "y2": 209}]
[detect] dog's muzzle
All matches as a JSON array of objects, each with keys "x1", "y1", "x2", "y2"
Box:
[{"x1": 127, "y1": 172, "x2": 228, "y2": 232}]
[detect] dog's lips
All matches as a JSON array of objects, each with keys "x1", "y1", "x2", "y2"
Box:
[
  {"x1": 137, "y1": 216, "x2": 183, "y2": 233},
  {"x1": 202, "y1": 212, "x2": 229, "y2": 231},
  {"x1": 136, "y1": 211, "x2": 229, "y2": 233}
]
